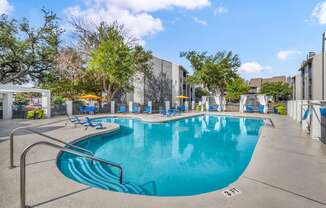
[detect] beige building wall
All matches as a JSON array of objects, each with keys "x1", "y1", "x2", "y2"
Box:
[
  {"x1": 133, "y1": 72, "x2": 145, "y2": 104},
  {"x1": 172, "y1": 63, "x2": 180, "y2": 105},
  {"x1": 311, "y1": 54, "x2": 323, "y2": 100},
  {"x1": 295, "y1": 74, "x2": 303, "y2": 100}
]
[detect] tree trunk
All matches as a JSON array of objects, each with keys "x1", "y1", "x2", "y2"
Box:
[
  {"x1": 105, "y1": 85, "x2": 120, "y2": 104},
  {"x1": 106, "y1": 91, "x2": 111, "y2": 103}
]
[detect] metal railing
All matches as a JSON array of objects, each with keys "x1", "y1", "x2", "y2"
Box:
[
  {"x1": 10, "y1": 127, "x2": 93, "y2": 168},
  {"x1": 20, "y1": 141, "x2": 123, "y2": 208}
]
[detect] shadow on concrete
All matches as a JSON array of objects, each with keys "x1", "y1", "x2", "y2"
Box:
[
  {"x1": 0, "y1": 125, "x2": 66, "y2": 139},
  {"x1": 24, "y1": 158, "x2": 56, "y2": 167},
  {"x1": 10, "y1": 158, "x2": 57, "y2": 169},
  {"x1": 0, "y1": 118, "x2": 67, "y2": 138},
  {"x1": 30, "y1": 187, "x2": 92, "y2": 208}
]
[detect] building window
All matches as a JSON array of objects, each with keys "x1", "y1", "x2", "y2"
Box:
[{"x1": 308, "y1": 65, "x2": 312, "y2": 100}]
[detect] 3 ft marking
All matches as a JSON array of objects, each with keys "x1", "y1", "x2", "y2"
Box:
[{"x1": 222, "y1": 187, "x2": 241, "y2": 198}]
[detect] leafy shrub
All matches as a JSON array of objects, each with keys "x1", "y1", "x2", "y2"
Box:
[
  {"x1": 26, "y1": 109, "x2": 45, "y2": 119},
  {"x1": 274, "y1": 103, "x2": 286, "y2": 115},
  {"x1": 195, "y1": 104, "x2": 201, "y2": 112},
  {"x1": 277, "y1": 106, "x2": 286, "y2": 115},
  {"x1": 26, "y1": 111, "x2": 35, "y2": 119},
  {"x1": 36, "y1": 109, "x2": 45, "y2": 119},
  {"x1": 52, "y1": 96, "x2": 65, "y2": 105},
  {"x1": 14, "y1": 93, "x2": 29, "y2": 105}
]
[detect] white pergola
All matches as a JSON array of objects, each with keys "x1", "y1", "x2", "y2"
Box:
[
  {"x1": 202, "y1": 95, "x2": 226, "y2": 112},
  {"x1": 0, "y1": 84, "x2": 51, "y2": 119},
  {"x1": 239, "y1": 94, "x2": 268, "y2": 114}
]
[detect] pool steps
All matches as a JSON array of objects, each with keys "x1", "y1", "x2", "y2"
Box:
[{"x1": 67, "y1": 158, "x2": 149, "y2": 194}]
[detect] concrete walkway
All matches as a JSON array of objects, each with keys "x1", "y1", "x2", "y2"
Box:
[{"x1": 0, "y1": 113, "x2": 326, "y2": 208}]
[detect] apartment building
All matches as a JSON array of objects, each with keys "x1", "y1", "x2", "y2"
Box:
[
  {"x1": 291, "y1": 52, "x2": 326, "y2": 100},
  {"x1": 249, "y1": 76, "x2": 288, "y2": 94},
  {"x1": 127, "y1": 56, "x2": 195, "y2": 106}
]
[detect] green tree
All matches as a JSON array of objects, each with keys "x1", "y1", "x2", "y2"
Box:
[
  {"x1": 0, "y1": 10, "x2": 63, "y2": 84},
  {"x1": 226, "y1": 77, "x2": 250, "y2": 102},
  {"x1": 181, "y1": 51, "x2": 240, "y2": 97},
  {"x1": 41, "y1": 47, "x2": 102, "y2": 100},
  {"x1": 195, "y1": 88, "x2": 209, "y2": 100},
  {"x1": 13, "y1": 93, "x2": 29, "y2": 105},
  {"x1": 261, "y1": 82, "x2": 292, "y2": 102},
  {"x1": 52, "y1": 95, "x2": 65, "y2": 105},
  {"x1": 87, "y1": 22, "x2": 152, "y2": 102}
]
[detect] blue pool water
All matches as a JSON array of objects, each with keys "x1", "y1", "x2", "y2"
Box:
[{"x1": 57, "y1": 115, "x2": 264, "y2": 196}]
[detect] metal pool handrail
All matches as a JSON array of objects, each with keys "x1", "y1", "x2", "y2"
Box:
[
  {"x1": 10, "y1": 127, "x2": 94, "y2": 168},
  {"x1": 20, "y1": 141, "x2": 124, "y2": 208}
]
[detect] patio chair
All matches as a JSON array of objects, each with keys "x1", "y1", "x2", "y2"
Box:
[
  {"x1": 118, "y1": 105, "x2": 127, "y2": 113},
  {"x1": 73, "y1": 115, "x2": 88, "y2": 125},
  {"x1": 167, "y1": 109, "x2": 177, "y2": 117},
  {"x1": 258, "y1": 104, "x2": 265, "y2": 114},
  {"x1": 143, "y1": 106, "x2": 151, "y2": 113},
  {"x1": 177, "y1": 105, "x2": 186, "y2": 112},
  {"x1": 245, "y1": 105, "x2": 254, "y2": 113},
  {"x1": 80, "y1": 106, "x2": 86, "y2": 114},
  {"x1": 66, "y1": 115, "x2": 78, "y2": 127},
  {"x1": 67, "y1": 115, "x2": 77, "y2": 123},
  {"x1": 84, "y1": 117, "x2": 105, "y2": 129},
  {"x1": 85, "y1": 106, "x2": 96, "y2": 114},
  {"x1": 209, "y1": 105, "x2": 219, "y2": 111},
  {"x1": 132, "y1": 105, "x2": 139, "y2": 113},
  {"x1": 160, "y1": 109, "x2": 167, "y2": 117}
]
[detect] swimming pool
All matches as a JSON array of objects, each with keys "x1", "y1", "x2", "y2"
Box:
[{"x1": 57, "y1": 115, "x2": 264, "y2": 196}]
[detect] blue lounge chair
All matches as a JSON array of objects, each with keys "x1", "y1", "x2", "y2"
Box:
[
  {"x1": 177, "y1": 105, "x2": 186, "y2": 112},
  {"x1": 118, "y1": 105, "x2": 127, "y2": 113},
  {"x1": 66, "y1": 115, "x2": 87, "y2": 127},
  {"x1": 132, "y1": 105, "x2": 139, "y2": 113},
  {"x1": 167, "y1": 109, "x2": 177, "y2": 116},
  {"x1": 85, "y1": 106, "x2": 96, "y2": 114},
  {"x1": 160, "y1": 109, "x2": 167, "y2": 116},
  {"x1": 85, "y1": 117, "x2": 104, "y2": 129},
  {"x1": 73, "y1": 115, "x2": 88, "y2": 125},
  {"x1": 258, "y1": 104, "x2": 265, "y2": 113},
  {"x1": 209, "y1": 105, "x2": 219, "y2": 111},
  {"x1": 245, "y1": 105, "x2": 254, "y2": 113},
  {"x1": 66, "y1": 115, "x2": 78, "y2": 127},
  {"x1": 80, "y1": 106, "x2": 86, "y2": 114},
  {"x1": 144, "y1": 106, "x2": 151, "y2": 113},
  {"x1": 67, "y1": 115, "x2": 77, "y2": 123}
]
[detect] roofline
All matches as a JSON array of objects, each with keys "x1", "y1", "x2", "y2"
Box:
[{"x1": 152, "y1": 55, "x2": 190, "y2": 74}]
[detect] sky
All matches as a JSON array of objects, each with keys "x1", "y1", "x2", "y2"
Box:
[{"x1": 2, "y1": 0, "x2": 326, "y2": 80}]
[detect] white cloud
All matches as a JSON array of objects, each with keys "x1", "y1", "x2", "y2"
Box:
[
  {"x1": 192, "y1": 17, "x2": 207, "y2": 25},
  {"x1": 312, "y1": 1, "x2": 326, "y2": 24},
  {"x1": 66, "y1": 5, "x2": 163, "y2": 42},
  {"x1": 239, "y1": 62, "x2": 272, "y2": 73},
  {"x1": 277, "y1": 50, "x2": 301, "y2": 61},
  {"x1": 0, "y1": 0, "x2": 13, "y2": 14},
  {"x1": 65, "y1": 0, "x2": 211, "y2": 42},
  {"x1": 214, "y1": 5, "x2": 228, "y2": 16}
]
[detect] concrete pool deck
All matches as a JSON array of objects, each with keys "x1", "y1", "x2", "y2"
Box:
[{"x1": 0, "y1": 112, "x2": 326, "y2": 208}]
